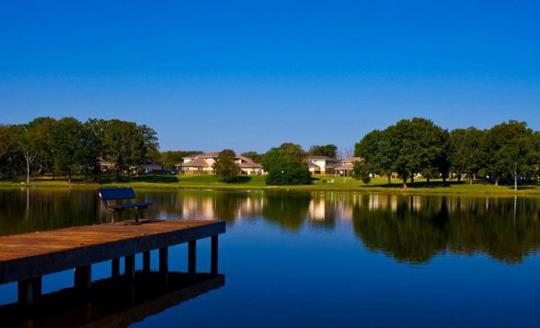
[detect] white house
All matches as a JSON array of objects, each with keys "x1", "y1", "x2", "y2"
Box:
[{"x1": 307, "y1": 156, "x2": 338, "y2": 174}]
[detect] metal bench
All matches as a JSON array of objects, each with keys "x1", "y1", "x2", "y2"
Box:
[{"x1": 98, "y1": 187, "x2": 151, "y2": 223}]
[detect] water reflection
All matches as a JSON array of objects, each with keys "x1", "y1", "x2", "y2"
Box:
[
  {"x1": 0, "y1": 272, "x2": 225, "y2": 327},
  {"x1": 2, "y1": 188, "x2": 540, "y2": 264}
]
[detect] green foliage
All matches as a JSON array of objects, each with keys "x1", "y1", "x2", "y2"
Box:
[
  {"x1": 262, "y1": 143, "x2": 311, "y2": 185},
  {"x1": 96, "y1": 119, "x2": 160, "y2": 180},
  {"x1": 241, "y1": 151, "x2": 263, "y2": 163},
  {"x1": 352, "y1": 161, "x2": 371, "y2": 184},
  {"x1": 355, "y1": 130, "x2": 394, "y2": 182},
  {"x1": 448, "y1": 128, "x2": 485, "y2": 181},
  {"x1": 308, "y1": 144, "x2": 337, "y2": 158},
  {"x1": 214, "y1": 149, "x2": 241, "y2": 182},
  {"x1": 357, "y1": 118, "x2": 448, "y2": 187},
  {"x1": 482, "y1": 121, "x2": 537, "y2": 187}
]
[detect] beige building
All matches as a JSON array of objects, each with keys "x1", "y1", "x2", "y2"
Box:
[
  {"x1": 307, "y1": 156, "x2": 338, "y2": 174},
  {"x1": 177, "y1": 152, "x2": 265, "y2": 175},
  {"x1": 334, "y1": 157, "x2": 362, "y2": 176}
]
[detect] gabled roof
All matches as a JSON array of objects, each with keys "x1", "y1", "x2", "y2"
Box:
[
  {"x1": 308, "y1": 156, "x2": 335, "y2": 161},
  {"x1": 180, "y1": 158, "x2": 210, "y2": 168}
]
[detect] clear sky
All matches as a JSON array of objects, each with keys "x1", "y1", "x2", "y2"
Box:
[{"x1": 1, "y1": 0, "x2": 539, "y2": 152}]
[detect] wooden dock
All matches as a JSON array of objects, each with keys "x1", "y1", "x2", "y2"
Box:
[{"x1": 0, "y1": 219, "x2": 225, "y2": 305}]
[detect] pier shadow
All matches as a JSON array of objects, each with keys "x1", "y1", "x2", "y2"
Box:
[{"x1": 0, "y1": 272, "x2": 225, "y2": 327}]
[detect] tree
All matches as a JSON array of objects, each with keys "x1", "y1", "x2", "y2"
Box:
[
  {"x1": 214, "y1": 149, "x2": 241, "y2": 182},
  {"x1": 50, "y1": 118, "x2": 96, "y2": 183},
  {"x1": 0, "y1": 125, "x2": 23, "y2": 179},
  {"x1": 262, "y1": 143, "x2": 311, "y2": 185},
  {"x1": 99, "y1": 120, "x2": 159, "y2": 180},
  {"x1": 482, "y1": 121, "x2": 537, "y2": 190},
  {"x1": 308, "y1": 144, "x2": 337, "y2": 158},
  {"x1": 388, "y1": 118, "x2": 448, "y2": 187},
  {"x1": 14, "y1": 117, "x2": 56, "y2": 184},
  {"x1": 241, "y1": 151, "x2": 263, "y2": 163},
  {"x1": 355, "y1": 130, "x2": 395, "y2": 184},
  {"x1": 448, "y1": 128, "x2": 485, "y2": 183},
  {"x1": 352, "y1": 161, "x2": 371, "y2": 184}
]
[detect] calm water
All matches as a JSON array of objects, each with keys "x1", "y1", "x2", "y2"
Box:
[{"x1": 1, "y1": 188, "x2": 540, "y2": 327}]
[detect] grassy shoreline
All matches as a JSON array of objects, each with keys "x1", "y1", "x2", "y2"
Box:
[{"x1": 1, "y1": 175, "x2": 540, "y2": 197}]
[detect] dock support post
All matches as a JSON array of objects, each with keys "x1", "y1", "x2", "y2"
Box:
[
  {"x1": 112, "y1": 257, "x2": 120, "y2": 278},
  {"x1": 125, "y1": 254, "x2": 135, "y2": 281},
  {"x1": 143, "y1": 251, "x2": 151, "y2": 273},
  {"x1": 74, "y1": 265, "x2": 92, "y2": 291},
  {"x1": 159, "y1": 247, "x2": 168, "y2": 274},
  {"x1": 188, "y1": 240, "x2": 197, "y2": 274},
  {"x1": 159, "y1": 247, "x2": 168, "y2": 285},
  {"x1": 211, "y1": 235, "x2": 219, "y2": 275},
  {"x1": 18, "y1": 276, "x2": 42, "y2": 305}
]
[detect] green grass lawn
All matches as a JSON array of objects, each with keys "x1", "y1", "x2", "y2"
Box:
[{"x1": 2, "y1": 174, "x2": 540, "y2": 197}]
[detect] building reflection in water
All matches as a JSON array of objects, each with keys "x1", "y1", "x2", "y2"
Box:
[
  {"x1": 3, "y1": 189, "x2": 540, "y2": 265},
  {"x1": 0, "y1": 272, "x2": 225, "y2": 328}
]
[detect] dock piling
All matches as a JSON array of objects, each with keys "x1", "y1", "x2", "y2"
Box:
[
  {"x1": 74, "y1": 265, "x2": 92, "y2": 291},
  {"x1": 112, "y1": 257, "x2": 120, "y2": 278},
  {"x1": 125, "y1": 255, "x2": 135, "y2": 281},
  {"x1": 143, "y1": 251, "x2": 151, "y2": 273},
  {"x1": 188, "y1": 240, "x2": 197, "y2": 274},
  {"x1": 211, "y1": 235, "x2": 219, "y2": 275},
  {"x1": 17, "y1": 277, "x2": 42, "y2": 305}
]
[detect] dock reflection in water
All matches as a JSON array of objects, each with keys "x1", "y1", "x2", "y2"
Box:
[{"x1": 0, "y1": 272, "x2": 225, "y2": 328}]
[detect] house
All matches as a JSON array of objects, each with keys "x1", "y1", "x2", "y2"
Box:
[
  {"x1": 307, "y1": 156, "x2": 338, "y2": 174},
  {"x1": 141, "y1": 160, "x2": 163, "y2": 174},
  {"x1": 177, "y1": 152, "x2": 265, "y2": 175},
  {"x1": 334, "y1": 157, "x2": 362, "y2": 176}
]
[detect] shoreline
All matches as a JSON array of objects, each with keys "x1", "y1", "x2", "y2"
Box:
[{"x1": 1, "y1": 179, "x2": 540, "y2": 198}]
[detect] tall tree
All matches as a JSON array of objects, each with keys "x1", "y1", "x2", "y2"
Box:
[
  {"x1": 262, "y1": 143, "x2": 311, "y2": 185},
  {"x1": 482, "y1": 121, "x2": 537, "y2": 190},
  {"x1": 448, "y1": 127, "x2": 485, "y2": 183},
  {"x1": 388, "y1": 118, "x2": 448, "y2": 187},
  {"x1": 355, "y1": 130, "x2": 395, "y2": 184},
  {"x1": 308, "y1": 144, "x2": 338, "y2": 158},
  {"x1": 50, "y1": 118, "x2": 93, "y2": 183},
  {"x1": 214, "y1": 149, "x2": 241, "y2": 182},
  {"x1": 99, "y1": 120, "x2": 159, "y2": 180}
]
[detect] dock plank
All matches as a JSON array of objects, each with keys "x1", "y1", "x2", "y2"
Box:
[{"x1": 0, "y1": 219, "x2": 225, "y2": 284}]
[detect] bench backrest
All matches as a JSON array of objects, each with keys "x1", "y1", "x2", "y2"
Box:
[{"x1": 99, "y1": 188, "x2": 136, "y2": 201}]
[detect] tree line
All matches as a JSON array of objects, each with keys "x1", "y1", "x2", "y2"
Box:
[
  {"x1": 0, "y1": 117, "x2": 159, "y2": 182},
  {"x1": 355, "y1": 118, "x2": 540, "y2": 189}
]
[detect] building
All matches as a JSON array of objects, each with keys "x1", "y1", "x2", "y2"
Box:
[
  {"x1": 307, "y1": 156, "x2": 338, "y2": 174},
  {"x1": 177, "y1": 152, "x2": 265, "y2": 175},
  {"x1": 334, "y1": 157, "x2": 362, "y2": 176}
]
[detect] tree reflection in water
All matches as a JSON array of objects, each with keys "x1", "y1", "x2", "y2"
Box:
[{"x1": 1, "y1": 189, "x2": 540, "y2": 264}]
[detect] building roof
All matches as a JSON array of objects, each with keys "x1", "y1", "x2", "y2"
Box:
[
  {"x1": 308, "y1": 156, "x2": 336, "y2": 161},
  {"x1": 308, "y1": 161, "x2": 321, "y2": 169},
  {"x1": 334, "y1": 162, "x2": 355, "y2": 171},
  {"x1": 180, "y1": 158, "x2": 210, "y2": 168}
]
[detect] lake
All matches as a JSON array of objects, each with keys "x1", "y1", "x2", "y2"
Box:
[{"x1": 1, "y1": 188, "x2": 540, "y2": 327}]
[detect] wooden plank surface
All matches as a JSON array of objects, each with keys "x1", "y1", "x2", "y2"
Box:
[{"x1": 0, "y1": 219, "x2": 225, "y2": 284}]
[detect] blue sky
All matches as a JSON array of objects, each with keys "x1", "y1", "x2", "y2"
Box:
[{"x1": 1, "y1": 0, "x2": 539, "y2": 152}]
